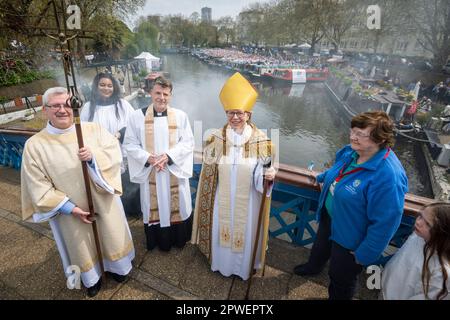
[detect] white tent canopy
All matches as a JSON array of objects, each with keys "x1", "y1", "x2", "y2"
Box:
[
  {"x1": 134, "y1": 52, "x2": 160, "y2": 71},
  {"x1": 298, "y1": 43, "x2": 311, "y2": 49}
]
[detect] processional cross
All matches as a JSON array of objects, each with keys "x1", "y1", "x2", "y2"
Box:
[{"x1": 25, "y1": 0, "x2": 106, "y2": 281}]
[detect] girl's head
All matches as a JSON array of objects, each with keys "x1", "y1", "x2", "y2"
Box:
[
  {"x1": 88, "y1": 72, "x2": 122, "y2": 121},
  {"x1": 415, "y1": 202, "x2": 450, "y2": 242},
  {"x1": 91, "y1": 72, "x2": 121, "y2": 102},
  {"x1": 418, "y1": 202, "x2": 450, "y2": 300}
]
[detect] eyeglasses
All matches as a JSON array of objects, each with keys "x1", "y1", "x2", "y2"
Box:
[
  {"x1": 46, "y1": 103, "x2": 71, "y2": 110},
  {"x1": 226, "y1": 111, "x2": 246, "y2": 118},
  {"x1": 349, "y1": 129, "x2": 370, "y2": 139}
]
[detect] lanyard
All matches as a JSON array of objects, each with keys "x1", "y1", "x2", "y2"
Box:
[
  {"x1": 335, "y1": 148, "x2": 391, "y2": 183},
  {"x1": 335, "y1": 167, "x2": 363, "y2": 183}
]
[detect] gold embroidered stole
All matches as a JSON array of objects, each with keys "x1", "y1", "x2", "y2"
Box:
[
  {"x1": 218, "y1": 161, "x2": 253, "y2": 252},
  {"x1": 217, "y1": 126, "x2": 253, "y2": 252},
  {"x1": 145, "y1": 105, "x2": 182, "y2": 224}
]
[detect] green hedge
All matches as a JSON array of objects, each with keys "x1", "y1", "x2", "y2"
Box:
[{"x1": 0, "y1": 59, "x2": 55, "y2": 87}]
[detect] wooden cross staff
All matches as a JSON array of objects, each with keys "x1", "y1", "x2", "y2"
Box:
[{"x1": 44, "y1": 0, "x2": 106, "y2": 281}]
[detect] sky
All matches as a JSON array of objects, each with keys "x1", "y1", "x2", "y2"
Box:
[{"x1": 141, "y1": 0, "x2": 267, "y2": 20}]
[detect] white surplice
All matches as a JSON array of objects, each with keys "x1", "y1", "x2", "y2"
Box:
[
  {"x1": 381, "y1": 232, "x2": 450, "y2": 300},
  {"x1": 81, "y1": 99, "x2": 135, "y2": 171},
  {"x1": 211, "y1": 125, "x2": 267, "y2": 280},
  {"x1": 123, "y1": 107, "x2": 194, "y2": 227},
  {"x1": 80, "y1": 99, "x2": 134, "y2": 135}
]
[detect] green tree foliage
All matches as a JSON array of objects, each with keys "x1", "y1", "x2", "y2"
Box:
[
  {"x1": 113, "y1": 18, "x2": 161, "y2": 59},
  {"x1": 155, "y1": 15, "x2": 221, "y2": 48},
  {"x1": 321, "y1": 0, "x2": 361, "y2": 51},
  {"x1": 0, "y1": 0, "x2": 145, "y2": 62},
  {"x1": 407, "y1": 0, "x2": 450, "y2": 69},
  {"x1": 89, "y1": 16, "x2": 133, "y2": 59},
  {"x1": 0, "y1": 58, "x2": 54, "y2": 86},
  {"x1": 216, "y1": 16, "x2": 235, "y2": 45},
  {"x1": 134, "y1": 22, "x2": 159, "y2": 52}
]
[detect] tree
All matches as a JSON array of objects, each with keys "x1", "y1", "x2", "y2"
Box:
[
  {"x1": 236, "y1": 3, "x2": 266, "y2": 46},
  {"x1": 91, "y1": 17, "x2": 133, "y2": 59},
  {"x1": 216, "y1": 16, "x2": 235, "y2": 45},
  {"x1": 0, "y1": 0, "x2": 145, "y2": 62},
  {"x1": 408, "y1": 0, "x2": 450, "y2": 69},
  {"x1": 321, "y1": 0, "x2": 361, "y2": 51},
  {"x1": 293, "y1": 0, "x2": 327, "y2": 55},
  {"x1": 353, "y1": 0, "x2": 411, "y2": 55},
  {"x1": 164, "y1": 15, "x2": 186, "y2": 47},
  {"x1": 276, "y1": 0, "x2": 303, "y2": 46},
  {"x1": 134, "y1": 20, "x2": 159, "y2": 52},
  {"x1": 189, "y1": 12, "x2": 200, "y2": 25}
]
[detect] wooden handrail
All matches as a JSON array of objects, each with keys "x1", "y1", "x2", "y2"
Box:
[
  {"x1": 277, "y1": 162, "x2": 433, "y2": 217},
  {"x1": 194, "y1": 152, "x2": 432, "y2": 218},
  {"x1": 0, "y1": 128, "x2": 40, "y2": 136}
]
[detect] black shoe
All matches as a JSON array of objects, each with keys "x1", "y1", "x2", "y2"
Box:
[
  {"x1": 109, "y1": 272, "x2": 128, "y2": 283},
  {"x1": 293, "y1": 263, "x2": 322, "y2": 276},
  {"x1": 87, "y1": 279, "x2": 102, "y2": 297}
]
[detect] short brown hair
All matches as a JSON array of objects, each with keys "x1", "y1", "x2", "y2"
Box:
[
  {"x1": 351, "y1": 111, "x2": 394, "y2": 148},
  {"x1": 153, "y1": 76, "x2": 172, "y2": 92}
]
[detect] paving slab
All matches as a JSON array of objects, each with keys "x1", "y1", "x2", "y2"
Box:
[
  {"x1": 0, "y1": 216, "x2": 20, "y2": 238},
  {"x1": 140, "y1": 243, "x2": 197, "y2": 288},
  {"x1": 0, "y1": 280, "x2": 24, "y2": 300},
  {"x1": 111, "y1": 279, "x2": 170, "y2": 300},
  {"x1": 128, "y1": 219, "x2": 148, "y2": 268},
  {"x1": 287, "y1": 278, "x2": 329, "y2": 300},
  {"x1": 0, "y1": 171, "x2": 21, "y2": 215},
  {"x1": 178, "y1": 246, "x2": 233, "y2": 300},
  {"x1": 229, "y1": 265, "x2": 291, "y2": 300},
  {"x1": 15, "y1": 251, "x2": 66, "y2": 300},
  {"x1": 131, "y1": 268, "x2": 197, "y2": 299},
  {"x1": 266, "y1": 238, "x2": 312, "y2": 274},
  {"x1": 0, "y1": 225, "x2": 55, "y2": 289}
]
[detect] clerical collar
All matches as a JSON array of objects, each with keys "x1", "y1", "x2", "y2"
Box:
[
  {"x1": 226, "y1": 124, "x2": 252, "y2": 147},
  {"x1": 153, "y1": 109, "x2": 168, "y2": 117},
  {"x1": 46, "y1": 121, "x2": 75, "y2": 135}
]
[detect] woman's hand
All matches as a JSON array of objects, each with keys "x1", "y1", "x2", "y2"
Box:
[
  {"x1": 264, "y1": 166, "x2": 277, "y2": 181},
  {"x1": 309, "y1": 172, "x2": 322, "y2": 190},
  {"x1": 78, "y1": 147, "x2": 92, "y2": 162}
]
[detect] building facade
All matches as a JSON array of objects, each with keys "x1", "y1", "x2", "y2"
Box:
[{"x1": 201, "y1": 7, "x2": 212, "y2": 23}]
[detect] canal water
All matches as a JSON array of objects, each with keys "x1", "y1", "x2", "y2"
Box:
[{"x1": 156, "y1": 54, "x2": 432, "y2": 197}]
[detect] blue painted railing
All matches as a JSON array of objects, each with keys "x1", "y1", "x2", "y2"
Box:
[{"x1": 0, "y1": 132, "x2": 27, "y2": 169}]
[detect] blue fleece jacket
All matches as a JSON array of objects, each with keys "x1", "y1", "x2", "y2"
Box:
[{"x1": 316, "y1": 145, "x2": 408, "y2": 266}]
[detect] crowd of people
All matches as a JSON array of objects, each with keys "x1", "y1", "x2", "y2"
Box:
[{"x1": 20, "y1": 71, "x2": 450, "y2": 300}]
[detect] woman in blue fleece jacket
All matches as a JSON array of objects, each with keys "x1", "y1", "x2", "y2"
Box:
[{"x1": 293, "y1": 111, "x2": 408, "y2": 300}]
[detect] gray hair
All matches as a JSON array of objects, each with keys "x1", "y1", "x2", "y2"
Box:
[{"x1": 42, "y1": 87, "x2": 68, "y2": 106}]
